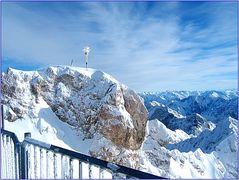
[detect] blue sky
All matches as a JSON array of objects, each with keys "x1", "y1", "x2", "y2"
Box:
[{"x1": 2, "y1": 1, "x2": 238, "y2": 92}]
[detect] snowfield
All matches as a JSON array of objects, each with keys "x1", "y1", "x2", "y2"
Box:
[{"x1": 2, "y1": 66, "x2": 238, "y2": 178}]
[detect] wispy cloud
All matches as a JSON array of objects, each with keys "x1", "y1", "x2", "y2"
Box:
[{"x1": 2, "y1": 1, "x2": 237, "y2": 91}]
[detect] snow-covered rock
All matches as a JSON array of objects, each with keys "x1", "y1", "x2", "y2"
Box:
[
  {"x1": 147, "y1": 101, "x2": 215, "y2": 135},
  {"x1": 141, "y1": 119, "x2": 226, "y2": 178},
  {"x1": 167, "y1": 116, "x2": 238, "y2": 178},
  {"x1": 2, "y1": 66, "x2": 147, "y2": 151}
]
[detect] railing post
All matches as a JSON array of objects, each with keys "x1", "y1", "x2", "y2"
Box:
[
  {"x1": 89, "y1": 163, "x2": 92, "y2": 179},
  {"x1": 1, "y1": 104, "x2": 4, "y2": 129},
  {"x1": 39, "y1": 148, "x2": 43, "y2": 179},
  {"x1": 20, "y1": 142, "x2": 26, "y2": 179},
  {"x1": 53, "y1": 153, "x2": 57, "y2": 179},
  {"x1": 24, "y1": 132, "x2": 31, "y2": 138},
  {"x1": 19, "y1": 132, "x2": 31, "y2": 179},
  {"x1": 79, "y1": 160, "x2": 82, "y2": 179},
  {"x1": 69, "y1": 158, "x2": 73, "y2": 179},
  {"x1": 15, "y1": 142, "x2": 20, "y2": 179}
]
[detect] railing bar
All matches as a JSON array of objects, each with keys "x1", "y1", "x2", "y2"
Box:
[
  {"x1": 17, "y1": 144, "x2": 20, "y2": 179},
  {"x1": 28, "y1": 144, "x2": 33, "y2": 179},
  {"x1": 2, "y1": 135, "x2": 6, "y2": 178},
  {"x1": 6, "y1": 136, "x2": 10, "y2": 179},
  {"x1": 66, "y1": 155, "x2": 70, "y2": 179},
  {"x1": 34, "y1": 145, "x2": 37, "y2": 179},
  {"x1": 32, "y1": 144, "x2": 34, "y2": 179},
  {"x1": 46, "y1": 150, "x2": 49, "y2": 178},
  {"x1": 89, "y1": 163, "x2": 92, "y2": 179},
  {"x1": 5, "y1": 135, "x2": 8, "y2": 178},
  {"x1": 3, "y1": 135, "x2": 7, "y2": 179},
  {"x1": 27, "y1": 144, "x2": 30, "y2": 179},
  {"x1": 99, "y1": 167, "x2": 103, "y2": 179},
  {"x1": 14, "y1": 143, "x2": 19, "y2": 179},
  {"x1": 61, "y1": 154, "x2": 64, "y2": 179},
  {"x1": 8, "y1": 137, "x2": 11, "y2": 178},
  {"x1": 19, "y1": 143, "x2": 24, "y2": 178},
  {"x1": 10, "y1": 138, "x2": 15, "y2": 178},
  {"x1": 9, "y1": 136, "x2": 13, "y2": 178},
  {"x1": 69, "y1": 158, "x2": 73, "y2": 179},
  {"x1": 112, "y1": 172, "x2": 115, "y2": 179},
  {"x1": 31, "y1": 144, "x2": 34, "y2": 179},
  {"x1": 1, "y1": 135, "x2": 3, "y2": 178},
  {"x1": 1, "y1": 105, "x2": 4, "y2": 129},
  {"x1": 39, "y1": 148, "x2": 43, "y2": 179},
  {"x1": 53, "y1": 152, "x2": 57, "y2": 179},
  {"x1": 25, "y1": 144, "x2": 29, "y2": 179},
  {"x1": 4, "y1": 135, "x2": 6, "y2": 179},
  {"x1": 79, "y1": 160, "x2": 82, "y2": 179}
]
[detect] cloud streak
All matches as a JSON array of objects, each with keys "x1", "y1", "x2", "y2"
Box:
[{"x1": 2, "y1": 1, "x2": 238, "y2": 91}]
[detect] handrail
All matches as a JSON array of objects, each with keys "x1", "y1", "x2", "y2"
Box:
[
  {"x1": 1, "y1": 129, "x2": 20, "y2": 145},
  {"x1": 1, "y1": 128, "x2": 165, "y2": 179}
]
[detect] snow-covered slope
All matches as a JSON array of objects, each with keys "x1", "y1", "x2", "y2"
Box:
[
  {"x1": 140, "y1": 91, "x2": 238, "y2": 178},
  {"x1": 147, "y1": 101, "x2": 215, "y2": 135},
  {"x1": 141, "y1": 119, "x2": 226, "y2": 178},
  {"x1": 2, "y1": 66, "x2": 238, "y2": 178},
  {"x1": 167, "y1": 117, "x2": 238, "y2": 178},
  {"x1": 3, "y1": 97, "x2": 94, "y2": 154}
]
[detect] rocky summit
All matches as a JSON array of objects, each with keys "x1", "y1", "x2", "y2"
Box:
[{"x1": 2, "y1": 66, "x2": 147, "y2": 151}]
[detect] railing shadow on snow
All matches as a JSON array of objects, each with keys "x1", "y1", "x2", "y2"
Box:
[{"x1": 1, "y1": 128, "x2": 166, "y2": 179}]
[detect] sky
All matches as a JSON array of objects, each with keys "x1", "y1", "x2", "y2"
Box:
[{"x1": 2, "y1": 1, "x2": 238, "y2": 92}]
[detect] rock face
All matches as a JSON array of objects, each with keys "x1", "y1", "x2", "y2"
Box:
[{"x1": 2, "y1": 66, "x2": 147, "y2": 150}]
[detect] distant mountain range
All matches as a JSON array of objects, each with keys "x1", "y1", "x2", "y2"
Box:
[
  {"x1": 140, "y1": 90, "x2": 238, "y2": 178},
  {"x1": 141, "y1": 90, "x2": 237, "y2": 123}
]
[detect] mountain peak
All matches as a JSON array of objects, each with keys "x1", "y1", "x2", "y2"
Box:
[{"x1": 2, "y1": 66, "x2": 147, "y2": 151}]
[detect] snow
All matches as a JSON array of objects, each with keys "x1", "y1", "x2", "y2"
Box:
[
  {"x1": 211, "y1": 91, "x2": 219, "y2": 98},
  {"x1": 5, "y1": 96, "x2": 94, "y2": 154},
  {"x1": 168, "y1": 149, "x2": 225, "y2": 178},
  {"x1": 142, "y1": 116, "x2": 237, "y2": 178},
  {"x1": 43, "y1": 65, "x2": 119, "y2": 84},
  {"x1": 55, "y1": 82, "x2": 71, "y2": 98}
]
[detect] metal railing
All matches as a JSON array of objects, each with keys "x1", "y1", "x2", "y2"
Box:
[
  {"x1": 1, "y1": 129, "x2": 164, "y2": 179},
  {"x1": 1, "y1": 129, "x2": 20, "y2": 179}
]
